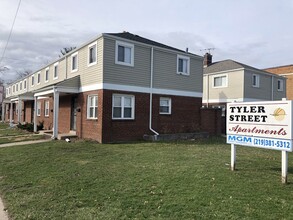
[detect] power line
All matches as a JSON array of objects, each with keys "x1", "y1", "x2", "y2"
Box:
[{"x1": 0, "y1": 0, "x2": 22, "y2": 66}]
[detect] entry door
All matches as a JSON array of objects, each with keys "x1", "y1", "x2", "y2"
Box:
[{"x1": 70, "y1": 97, "x2": 78, "y2": 131}]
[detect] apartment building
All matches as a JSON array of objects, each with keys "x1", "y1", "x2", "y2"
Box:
[{"x1": 4, "y1": 32, "x2": 204, "y2": 143}]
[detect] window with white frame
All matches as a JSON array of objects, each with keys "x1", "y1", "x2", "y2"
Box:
[
  {"x1": 37, "y1": 72, "x2": 41, "y2": 84},
  {"x1": 177, "y1": 55, "x2": 190, "y2": 75},
  {"x1": 24, "y1": 79, "x2": 27, "y2": 90},
  {"x1": 13, "y1": 85, "x2": 15, "y2": 93},
  {"x1": 87, "y1": 95, "x2": 98, "y2": 119},
  {"x1": 44, "y1": 101, "x2": 49, "y2": 117},
  {"x1": 37, "y1": 101, "x2": 41, "y2": 116},
  {"x1": 54, "y1": 62, "x2": 58, "y2": 79},
  {"x1": 252, "y1": 74, "x2": 260, "y2": 87},
  {"x1": 88, "y1": 42, "x2": 97, "y2": 66},
  {"x1": 277, "y1": 79, "x2": 284, "y2": 91},
  {"x1": 45, "y1": 68, "x2": 49, "y2": 82},
  {"x1": 71, "y1": 52, "x2": 78, "y2": 72},
  {"x1": 160, "y1": 97, "x2": 172, "y2": 114},
  {"x1": 9, "y1": 87, "x2": 11, "y2": 95},
  {"x1": 20, "y1": 81, "x2": 22, "y2": 90},
  {"x1": 16, "y1": 83, "x2": 18, "y2": 92},
  {"x1": 115, "y1": 41, "x2": 134, "y2": 66},
  {"x1": 31, "y1": 75, "x2": 35, "y2": 87},
  {"x1": 213, "y1": 75, "x2": 227, "y2": 87},
  {"x1": 112, "y1": 94, "x2": 135, "y2": 119}
]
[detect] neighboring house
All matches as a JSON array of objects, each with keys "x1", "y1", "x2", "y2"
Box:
[
  {"x1": 263, "y1": 65, "x2": 293, "y2": 100},
  {"x1": 203, "y1": 53, "x2": 286, "y2": 109},
  {"x1": 4, "y1": 32, "x2": 204, "y2": 143}
]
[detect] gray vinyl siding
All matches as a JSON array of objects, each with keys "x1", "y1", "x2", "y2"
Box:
[
  {"x1": 244, "y1": 70, "x2": 286, "y2": 101},
  {"x1": 153, "y1": 50, "x2": 202, "y2": 92},
  {"x1": 103, "y1": 37, "x2": 203, "y2": 92},
  {"x1": 203, "y1": 70, "x2": 244, "y2": 102},
  {"x1": 103, "y1": 37, "x2": 151, "y2": 87}
]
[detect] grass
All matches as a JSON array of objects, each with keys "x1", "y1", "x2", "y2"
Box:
[{"x1": 0, "y1": 138, "x2": 293, "y2": 219}]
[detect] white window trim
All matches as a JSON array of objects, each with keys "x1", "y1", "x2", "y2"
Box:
[
  {"x1": 212, "y1": 74, "x2": 228, "y2": 88},
  {"x1": 88, "y1": 41, "x2": 97, "y2": 67},
  {"x1": 277, "y1": 79, "x2": 284, "y2": 91},
  {"x1": 252, "y1": 74, "x2": 260, "y2": 88},
  {"x1": 19, "y1": 81, "x2": 22, "y2": 91},
  {"x1": 112, "y1": 94, "x2": 135, "y2": 120},
  {"x1": 160, "y1": 97, "x2": 172, "y2": 115},
  {"x1": 177, "y1": 54, "x2": 190, "y2": 76},
  {"x1": 37, "y1": 101, "x2": 41, "y2": 116},
  {"x1": 23, "y1": 79, "x2": 27, "y2": 91},
  {"x1": 115, "y1": 40, "x2": 134, "y2": 67},
  {"x1": 87, "y1": 95, "x2": 98, "y2": 119},
  {"x1": 16, "y1": 83, "x2": 18, "y2": 92},
  {"x1": 71, "y1": 52, "x2": 78, "y2": 73},
  {"x1": 45, "y1": 67, "x2": 49, "y2": 83},
  {"x1": 31, "y1": 75, "x2": 35, "y2": 87},
  {"x1": 37, "y1": 71, "x2": 41, "y2": 85},
  {"x1": 44, "y1": 101, "x2": 50, "y2": 117}
]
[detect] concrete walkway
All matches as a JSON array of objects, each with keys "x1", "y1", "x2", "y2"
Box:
[
  {"x1": 0, "y1": 138, "x2": 53, "y2": 219},
  {"x1": 0, "y1": 139, "x2": 52, "y2": 148},
  {"x1": 0, "y1": 197, "x2": 8, "y2": 220}
]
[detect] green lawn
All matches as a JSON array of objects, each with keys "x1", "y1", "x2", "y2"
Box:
[{"x1": 0, "y1": 138, "x2": 293, "y2": 219}]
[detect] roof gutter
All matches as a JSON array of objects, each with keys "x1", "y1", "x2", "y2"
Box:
[{"x1": 149, "y1": 47, "x2": 159, "y2": 137}]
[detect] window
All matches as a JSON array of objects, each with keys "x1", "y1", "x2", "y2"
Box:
[
  {"x1": 9, "y1": 87, "x2": 11, "y2": 95},
  {"x1": 45, "y1": 101, "x2": 49, "y2": 117},
  {"x1": 37, "y1": 72, "x2": 41, "y2": 84},
  {"x1": 71, "y1": 52, "x2": 78, "y2": 72},
  {"x1": 20, "y1": 82, "x2": 22, "y2": 90},
  {"x1": 24, "y1": 79, "x2": 27, "y2": 90},
  {"x1": 88, "y1": 42, "x2": 97, "y2": 66},
  {"x1": 45, "y1": 68, "x2": 49, "y2": 82},
  {"x1": 112, "y1": 94, "x2": 135, "y2": 119},
  {"x1": 87, "y1": 95, "x2": 98, "y2": 119},
  {"x1": 54, "y1": 62, "x2": 58, "y2": 79},
  {"x1": 13, "y1": 85, "x2": 15, "y2": 93},
  {"x1": 115, "y1": 41, "x2": 134, "y2": 66},
  {"x1": 278, "y1": 79, "x2": 284, "y2": 91},
  {"x1": 177, "y1": 55, "x2": 190, "y2": 75},
  {"x1": 16, "y1": 83, "x2": 18, "y2": 92},
  {"x1": 37, "y1": 101, "x2": 41, "y2": 116},
  {"x1": 31, "y1": 75, "x2": 35, "y2": 87},
  {"x1": 252, "y1": 74, "x2": 260, "y2": 87},
  {"x1": 160, "y1": 97, "x2": 171, "y2": 114},
  {"x1": 213, "y1": 75, "x2": 227, "y2": 88}
]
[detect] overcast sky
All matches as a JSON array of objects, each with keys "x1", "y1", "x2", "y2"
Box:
[{"x1": 1, "y1": 0, "x2": 293, "y2": 81}]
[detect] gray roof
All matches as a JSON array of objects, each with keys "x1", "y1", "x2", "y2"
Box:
[
  {"x1": 106, "y1": 32, "x2": 201, "y2": 57},
  {"x1": 204, "y1": 59, "x2": 265, "y2": 74}
]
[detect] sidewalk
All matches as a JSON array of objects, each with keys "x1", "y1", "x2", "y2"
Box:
[
  {"x1": 0, "y1": 139, "x2": 52, "y2": 148},
  {"x1": 0, "y1": 197, "x2": 8, "y2": 220}
]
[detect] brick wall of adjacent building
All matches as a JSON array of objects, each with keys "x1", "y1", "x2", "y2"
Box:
[
  {"x1": 264, "y1": 65, "x2": 293, "y2": 100},
  {"x1": 35, "y1": 98, "x2": 54, "y2": 130},
  {"x1": 200, "y1": 107, "x2": 222, "y2": 135},
  {"x1": 58, "y1": 95, "x2": 73, "y2": 134},
  {"x1": 24, "y1": 101, "x2": 34, "y2": 123}
]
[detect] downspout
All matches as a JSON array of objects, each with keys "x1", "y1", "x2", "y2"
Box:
[
  {"x1": 149, "y1": 47, "x2": 159, "y2": 137},
  {"x1": 271, "y1": 75, "x2": 274, "y2": 100}
]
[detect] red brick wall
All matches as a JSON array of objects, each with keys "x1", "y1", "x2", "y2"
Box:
[
  {"x1": 24, "y1": 100, "x2": 33, "y2": 123},
  {"x1": 58, "y1": 95, "x2": 72, "y2": 134},
  {"x1": 35, "y1": 98, "x2": 54, "y2": 130},
  {"x1": 200, "y1": 108, "x2": 222, "y2": 135},
  {"x1": 76, "y1": 90, "x2": 103, "y2": 142},
  {"x1": 101, "y1": 90, "x2": 202, "y2": 143}
]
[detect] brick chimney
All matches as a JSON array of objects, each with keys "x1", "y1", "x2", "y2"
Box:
[{"x1": 203, "y1": 53, "x2": 212, "y2": 68}]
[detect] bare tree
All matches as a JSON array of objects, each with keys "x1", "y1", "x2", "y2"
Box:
[
  {"x1": 59, "y1": 47, "x2": 76, "y2": 57},
  {"x1": 16, "y1": 69, "x2": 32, "y2": 80}
]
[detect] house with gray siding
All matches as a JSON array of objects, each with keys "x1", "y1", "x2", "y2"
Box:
[
  {"x1": 3, "y1": 32, "x2": 204, "y2": 143},
  {"x1": 203, "y1": 53, "x2": 286, "y2": 109}
]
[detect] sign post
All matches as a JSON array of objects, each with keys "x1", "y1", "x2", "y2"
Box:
[{"x1": 226, "y1": 101, "x2": 292, "y2": 183}]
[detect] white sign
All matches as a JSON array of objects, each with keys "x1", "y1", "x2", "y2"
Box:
[{"x1": 226, "y1": 101, "x2": 293, "y2": 152}]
